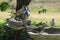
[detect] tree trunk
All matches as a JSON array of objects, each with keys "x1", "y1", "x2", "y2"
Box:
[
  {"x1": 16, "y1": 0, "x2": 22, "y2": 11},
  {"x1": 0, "y1": 0, "x2": 32, "y2": 40}
]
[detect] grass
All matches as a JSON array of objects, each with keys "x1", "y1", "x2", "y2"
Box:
[
  {"x1": 0, "y1": 11, "x2": 11, "y2": 20},
  {"x1": 30, "y1": 35, "x2": 60, "y2": 40},
  {"x1": 0, "y1": 12, "x2": 11, "y2": 27},
  {"x1": 29, "y1": 13, "x2": 60, "y2": 27},
  {"x1": 28, "y1": 4, "x2": 60, "y2": 27},
  {"x1": 0, "y1": 19, "x2": 5, "y2": 27},
  {"x1": 29, "y1": 3, "x2": 60, "y2": 13}
]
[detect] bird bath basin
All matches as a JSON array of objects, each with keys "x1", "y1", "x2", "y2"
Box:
[
  {"x1": 39, "y1": 27, "x2": 60, "y2": 36},
  {"x1": 28, "y1": 27, "x2": 60, "y2": 36},
  {"x1": 44, "y1": 27, "x2": 60, "y2": 34}
]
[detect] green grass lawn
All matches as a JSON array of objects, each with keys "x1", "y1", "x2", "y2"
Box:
[
  {"x1": 28, "y1": 4, "x2": 60, "y2": 27},
  {"x1": 29, "y1": 13, "x2": 60, "y2": 27},
  {"x1": 29, "y1": 4, "x2": 60, "y2": 13},
  {"x1": 30, "y1": 35, "x2": 60, "y2": 40},
  {"x1": 0, "y1": 19, "x2": 5, "y2": 27}
]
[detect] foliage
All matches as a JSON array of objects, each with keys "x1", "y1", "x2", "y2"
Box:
[
  {"x1": 44, "y1": 22, "x2": 49, "y2": 27},
  {"x1": 31, "y1": 19, "x2": 49, "y2": 27},
  {"x1": 31, "y1": 20, "x2": 40, "y2": 26},
  {"x1": 10, "y1": 9, "x2": 15, "y2": 13},
  {"x1": 0, "y1": 20, "x2": 5, "y2": 27},
  {"x1": 0, "y1": 1, "x2": 9, "y2": 11},
  {"x1": 0, "y1": 20, "x2": 32, "y2": 40}
]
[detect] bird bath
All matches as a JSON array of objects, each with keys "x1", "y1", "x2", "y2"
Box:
[
  {"x1": 28, "y1": 27, "x2": 60, "y2": 36},
  {"x1": 44, "y1": 27, "x2": 60, "y2": 34},
  {"x1": 40, "y1": 27, "x2": 60, "y2": 36}
]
